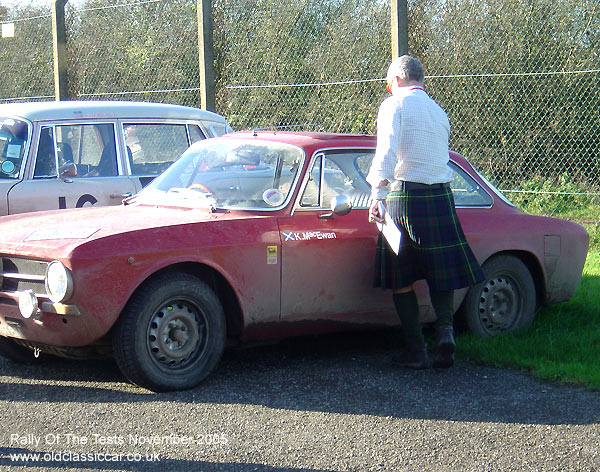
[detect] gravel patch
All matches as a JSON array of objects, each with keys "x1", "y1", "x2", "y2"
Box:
[{"x1": 1, "y1": 331, "x2": 599, "y2": 471}]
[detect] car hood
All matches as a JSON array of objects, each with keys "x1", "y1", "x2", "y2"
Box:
[{"x1": 0, "y1": 204, "x2": 255, "y2": 259}]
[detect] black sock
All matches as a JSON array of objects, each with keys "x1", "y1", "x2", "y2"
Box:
[
  {"x1": 430, "y1": 289, "x2": 455, "y2": 328},
  {"x1": 392, "y1": 291, "x2": 425, "y2": 347}
]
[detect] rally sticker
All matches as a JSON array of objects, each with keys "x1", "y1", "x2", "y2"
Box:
[
  {"x1": 267, "y1": 246, "x2": 278, "y2": 264},
  {"x1": 282, "y1": 231, "x2": 337, "y2": 242},
  {"x1": 263, "y1": 188, "x2": 285, "y2": 206}
]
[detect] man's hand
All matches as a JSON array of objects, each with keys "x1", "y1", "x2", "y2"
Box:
[{"x1": 369, "y1": 199, "x2": 386, "y2": 223}]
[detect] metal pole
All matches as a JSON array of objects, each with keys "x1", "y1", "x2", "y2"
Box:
[
  {"x1": 198, "y1": 0, "x2": 216, "y2": 111},
  {"x1": 52, "y1": 0, "x2": 69, "y2": 100},
  {"x1": 391, "y1": 0, "x2": 408, "y2": 58}
]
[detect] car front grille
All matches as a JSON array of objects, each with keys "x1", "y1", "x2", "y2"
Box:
[{"x1": 0, "y1": 256, "x2": 48, "y2": 296}]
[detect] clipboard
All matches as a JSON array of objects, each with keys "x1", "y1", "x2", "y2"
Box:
[{"x1": 376, "y1": 201, "x2": 402, "y2": 255}]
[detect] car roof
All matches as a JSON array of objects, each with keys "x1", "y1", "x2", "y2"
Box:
[
  {"x1": 0, "y1": 100, "x2": 226, "y2": 123},
  {"x1": 223, "y1": 130, "x2": 377, "y2": 149},
  {"x1": 220, "y1": 131, "x2": 469, "y2": 165}
]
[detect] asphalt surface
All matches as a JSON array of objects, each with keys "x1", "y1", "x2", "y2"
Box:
[{"x1": 0, "y1": 330, "x2": 599, "y2": 472}]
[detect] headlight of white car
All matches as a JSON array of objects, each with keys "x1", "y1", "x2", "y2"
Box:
[{"x1": 45, "y1": 261, "x2": 74, "y2": 303}]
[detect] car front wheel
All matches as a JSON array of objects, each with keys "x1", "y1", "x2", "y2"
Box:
[
  {"x1": 460, "y1": 254, "x2": 536, "y2": 337},
  {"x1": 112, "y1": 273, "x2": 226, "y2": 392}
]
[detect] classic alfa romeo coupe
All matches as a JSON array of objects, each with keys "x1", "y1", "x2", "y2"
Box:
[{"x1": 0, "y1": 131, "x2": 588, "y2": 391}]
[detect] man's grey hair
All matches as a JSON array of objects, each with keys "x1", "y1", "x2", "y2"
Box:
[{"x1": 386, "y1": 55, "x2": 425, "y2": 83}]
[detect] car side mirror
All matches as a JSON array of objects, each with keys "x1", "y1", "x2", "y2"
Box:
[
  {"x1": 59, "y1": 161, "x2": 77, "y2": 178},
  {"x1": 331, "y1": 194, "x2": 352, "y2": 216}
]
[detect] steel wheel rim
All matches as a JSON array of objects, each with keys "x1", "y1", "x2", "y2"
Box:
[
  {"x1": 477, "y1": 275, "x2": 520, "y2": 334},
  {"x1": 147, "y1": 299, "x2": 208, "y2": 370}
]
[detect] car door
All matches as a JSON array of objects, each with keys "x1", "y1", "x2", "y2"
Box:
[
  {"x1": 278, "y1": 149, "x2": 395, "y2": 324},
  {"x1": 7, "y1": 122, "x2": 136, "y2": 214}
]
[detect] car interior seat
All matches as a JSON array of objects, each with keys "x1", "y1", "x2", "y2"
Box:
[
  {"x1": 57, "y1": 142, "x2": 74, "y2": 164},
  {"x1": 96, "y1": 143, "x2": 118, "y2": 176}
]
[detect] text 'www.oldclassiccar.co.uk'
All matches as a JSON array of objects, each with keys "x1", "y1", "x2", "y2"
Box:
[{"x1": 7, "y1": 432, "x2": 229, "y2": 464}]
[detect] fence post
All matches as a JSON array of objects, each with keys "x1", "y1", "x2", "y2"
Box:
[
  {"x1": 197, "y1": 0, "x2": 215, "y2": 112},
  {"x1": 52, "y1": 0, "x2": 68, "y2": 101},
  {"x1": 390, "y1": 0, "x2": 408, "y2": 58}
]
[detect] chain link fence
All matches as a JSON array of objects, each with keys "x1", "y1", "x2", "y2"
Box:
[
  {"x1": 0, "y1": 5, "x2": 53, "y2": 101},
  {"x1": 1, "y1": 0, "x2": 599, "y2": 241},
  {"x1": 64, "y1": 0, "x2": 202, "y2": 105}
]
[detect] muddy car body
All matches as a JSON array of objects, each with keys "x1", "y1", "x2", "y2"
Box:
[{"x1": 0, "y1": 132, "x2": 589, "y2": 391}]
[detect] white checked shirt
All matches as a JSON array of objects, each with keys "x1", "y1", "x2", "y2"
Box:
[{"x1": 366, "y1": 86, "x2": 453, "y2": 200}]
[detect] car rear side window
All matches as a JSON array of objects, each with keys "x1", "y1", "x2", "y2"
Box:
[
  {"x1": 123, "y1": 123, "x2": 189, "y2": 177},
  {"x1": 449, "y1": 162, "x2": 493, "y2": 207},
  {"x1": 188, "y1": 124, "x2": 206, "y2": 144}
]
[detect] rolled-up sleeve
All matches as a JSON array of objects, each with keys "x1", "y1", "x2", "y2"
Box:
[{"x1": 366, "y1": 97, "x2": 400, "y2": 199}]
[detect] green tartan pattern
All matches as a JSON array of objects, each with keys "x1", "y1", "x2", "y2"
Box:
[{"x1": 374, "y1": 185, "x2": 485, "y2": 291}]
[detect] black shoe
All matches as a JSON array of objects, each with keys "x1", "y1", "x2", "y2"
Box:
[
  {"x1": 391, "y1": 346, "x2": 429, "y2": 369},
  {"x1": 433, "y1": 326, "x2": 455, "y2": 368}
]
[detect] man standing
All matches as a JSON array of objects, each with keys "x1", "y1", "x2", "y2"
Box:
[{"x1": 367, "y1": 55, "x2": 485, "y2": 369}]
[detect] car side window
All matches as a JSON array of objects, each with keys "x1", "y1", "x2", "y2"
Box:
[
  {"x1": 33, "y1": 127, "x2": 58, "y2": 178},
  {"x1": 123, "y1": 123, "x2": 189, "y2": 176},
  {"x1": 188, "y1": 124, "x2": 206, "y2": 144},
  {"x1": 449, "y1": 162, "x2": 493, "y2": 207},
  {"x1": 300, "y1": 155, "x2": 322, "y2": 207},
  {"x1": 300, "y1": 150, "x2": 373, "y2": 208},
  {"x1": 51, "y1": 123, "x2": 118, "y2": 178}
]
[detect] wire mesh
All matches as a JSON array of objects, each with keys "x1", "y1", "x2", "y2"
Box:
[
  {"x1": 0, "y1": 0, "x2": 598, "y2": 236},
  {"x1": 0, "y1": 5, "x2": 53, "y2": 101},
  {"x1": 66, "y1": 0, "x2": 202, "y2": 106}
]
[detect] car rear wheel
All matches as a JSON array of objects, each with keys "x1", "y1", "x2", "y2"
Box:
[
  {"x1": 460, "y1": 255, "x2": 536, "y2": 337},
  {"x1": 112, "y1": 273, "x2": 226, "y2": 392}
]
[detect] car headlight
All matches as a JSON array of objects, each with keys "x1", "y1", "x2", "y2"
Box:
[
  {"x1": 45, "y1": 261, "x2": 74, "y2": 303},
  {"x1": 18, "y1": 289, "x2": 38, "y2": 319}
]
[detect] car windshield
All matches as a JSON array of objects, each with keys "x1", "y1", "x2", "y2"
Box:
[
  {"x1": 137, "y1": 139, "x2": 304, "y2": 210},
  {"x1": 0, "y1": 117, "x2": 29, "y2": 180}
]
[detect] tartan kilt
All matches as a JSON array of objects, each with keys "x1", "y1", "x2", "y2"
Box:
[{"x1": 374, "y1": 183, "x2": 485, "y2": 291}]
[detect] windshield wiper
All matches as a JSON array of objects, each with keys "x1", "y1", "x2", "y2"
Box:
[{"x1": 166, "y1": 187, "x2": 217, "y2": 212}]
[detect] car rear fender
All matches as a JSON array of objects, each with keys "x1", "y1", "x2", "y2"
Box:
[{"x1": 476, "y1": 250, "x2": 546, "y2": 308}]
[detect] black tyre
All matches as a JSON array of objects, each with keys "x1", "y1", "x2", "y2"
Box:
[
  {"x1": 112, "y1": 273, "x2": 226, "y2": 392},
  {"x1": 460, "y1": 255, "x2": 536, "y2": 337},
  {"x1": 0, "y1": 337, "x2": 40, "y2": 363}
]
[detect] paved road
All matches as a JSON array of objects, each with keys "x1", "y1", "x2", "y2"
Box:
[{"x1": 1, "y1": 331, "x2": 599, "y2": 471}]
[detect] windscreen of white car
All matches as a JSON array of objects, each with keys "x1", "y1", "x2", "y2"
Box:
[
  {"x1": 0, "y1": 118, "x2": 28, "y2": 179},
  {"x1": 137, "y1": 139, "x2": 304, "y2": 210}
]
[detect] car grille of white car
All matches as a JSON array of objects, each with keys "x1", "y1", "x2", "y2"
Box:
[{"x1": 0, "y1": 256, "x2": 48, "y2": 297}]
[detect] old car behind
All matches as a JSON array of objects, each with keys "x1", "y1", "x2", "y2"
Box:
[
  {"x1": 0, "y1": 132, "x2": 589, "y2": 391},
  {"x1": 0, "y1": 100, "x2": 231, "y2": 215}
]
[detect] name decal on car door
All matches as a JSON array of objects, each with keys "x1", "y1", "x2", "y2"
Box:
[{"x1": 282, "y1": 231, "x2": 337, "y2": 242}]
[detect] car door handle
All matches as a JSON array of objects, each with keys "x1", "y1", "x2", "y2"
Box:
[{"x1": 110, "y1": 192, "x2": 133, "y2": 199}]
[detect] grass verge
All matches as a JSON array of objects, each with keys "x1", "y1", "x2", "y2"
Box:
[{"x1": 457, "y1": 248, "x2": 600, "y2": 391}]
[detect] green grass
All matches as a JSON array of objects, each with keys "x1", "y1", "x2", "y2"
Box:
[{"x1": 457, "y1": 249, "x2": 600, "y2": 390}]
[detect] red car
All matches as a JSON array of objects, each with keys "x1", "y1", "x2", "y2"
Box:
[{"x1": 0, "y1": 132, "x2": 589, "y2": 391}]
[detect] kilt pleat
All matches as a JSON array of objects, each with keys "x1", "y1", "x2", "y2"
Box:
[{"x1": 374, "y1": 184, "x2": 485, "y2": 291}]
